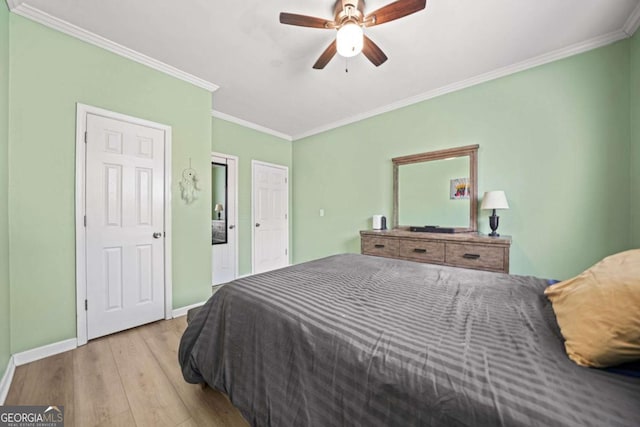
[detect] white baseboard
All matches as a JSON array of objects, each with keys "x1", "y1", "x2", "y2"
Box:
[
  {"x1": 172, "y1": 301, "x2": 206, "y2": 318},
  {"x1": 1, "y1": 339, "x2": 77, "y2": 403},
  {"x1": 13, "y1": 338, "x2": 78, "y2": 367},
  {"x1": 0, "y1": 356, "x2": 16, "y2": 405}
]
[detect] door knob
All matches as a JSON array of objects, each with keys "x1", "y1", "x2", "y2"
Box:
[
  {"x1": 229, "y1": 225, "x2": 235, "y2": 229},
  {"x1": 153, "y1": 232, "x2": 162, "y2": 239},
  {"x1": 255, "y1": 223, "x2": 261, "y2": 227}
]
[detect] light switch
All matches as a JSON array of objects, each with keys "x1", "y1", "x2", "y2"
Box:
[{"x1": 319, "y1": 209, "x2": 325, "y2": 217}]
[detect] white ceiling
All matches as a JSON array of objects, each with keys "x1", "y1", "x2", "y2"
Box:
[{"x1": 8, "y1": 0, "x2": 640, "y2": 139}]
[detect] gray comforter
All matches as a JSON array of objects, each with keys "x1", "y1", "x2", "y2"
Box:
[{"x1": 179, "y1": 254, "x2": 640, "y2": 427}]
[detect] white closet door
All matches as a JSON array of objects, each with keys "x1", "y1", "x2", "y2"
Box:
[
  {"x1": 252, "y1": 161, "x2": 289, "y2": 274},
  {"x1": 85, "y1": 113, "x2": 165, "y2": 340}
]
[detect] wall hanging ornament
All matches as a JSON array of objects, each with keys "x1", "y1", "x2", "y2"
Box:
[{"x1": 179, "y1": 158, "x2": 200, "y2": 204}]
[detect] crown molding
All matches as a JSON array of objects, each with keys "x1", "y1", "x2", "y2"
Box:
[
  {"x1": 292, "y1": 29, "x2": 628, "y2": 141},
  {"x1": 211, "y1": 110, "x2": 292, "y2": 141},
  {"x1": 8, "y1": 2, "x2": 219, "y2": 92},
  {"x1": 623, "y1": 2, "x2": 640, "y2": 36},
  {"x1": 7, "y1": 0, "x2": 638, "y2": 138}
]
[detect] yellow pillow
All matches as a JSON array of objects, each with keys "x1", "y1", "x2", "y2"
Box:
[{"x1": 544, "y1": 249, "x2": 640, "y2": 368}]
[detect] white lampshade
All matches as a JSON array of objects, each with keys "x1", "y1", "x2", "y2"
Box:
[
  {"x1": 480, "y1": 191, "x2": 509, "y2": 210},
  {"x1": 214, "y1": 203, "x2": 224, "y2": 212},
  {"x1": 336, "y1": 23, "x2": 363, "y2": 58}
]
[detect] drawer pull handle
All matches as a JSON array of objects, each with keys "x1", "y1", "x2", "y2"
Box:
[
  {"x1": 463, "y1": 253, "x2": 480, "y2": 260},
  {"x1": 413, "y1": 248, "x2": 427, "y2": 253},
  {"x1": 374, "y1": 244, "x2": 385, "y2": 248}
]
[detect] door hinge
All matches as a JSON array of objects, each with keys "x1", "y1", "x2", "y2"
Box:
[
  {"x1": 285, "y1": 213, "x2": 287, "y2": 219},
  {"x1": 84, "y1": 131, "x2": 88, "y2": 144},
  {"x1": 285, "y1": 177, "x2": 288, "y2": 184},
  {"x1": 84, "y1": 215, "x2": 87, "y2": 227},
  {"x1": 285, "y1": 248, "x2": 288, "y2": 256},
  {"x1": 85, "y1": 299, "x2": 88, "y2": 311}
]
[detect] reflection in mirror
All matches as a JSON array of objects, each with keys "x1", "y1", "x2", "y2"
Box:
[
  {"x1": 398, "y1": 157, "x2": 470, "y2": 228},
  {"x1": 393, "y1": 144, "x2": 478, "y2": 232},
  {"x1": 211, "y1": 162, "x2": 227, "y2": 245}
]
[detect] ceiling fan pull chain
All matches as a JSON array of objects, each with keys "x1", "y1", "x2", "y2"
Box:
[{"x1": 345, "y1": 58, "x2": 349, "y2": 73}]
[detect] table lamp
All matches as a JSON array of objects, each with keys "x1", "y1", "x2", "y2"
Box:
[
  {"x1": 214, "y1": 203, "x2": 224, "y2": 220},
  {"x1": 480, "y1": 191, "x2": 509, "y2": 237}
]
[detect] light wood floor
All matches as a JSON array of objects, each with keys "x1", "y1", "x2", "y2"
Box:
[{"x1": 6, "y1": 317, "x2": 249, "y2": 427}]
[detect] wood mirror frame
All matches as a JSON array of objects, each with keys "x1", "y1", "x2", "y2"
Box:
[{"x1": 392, "y1": 144, "x2": 479, "y2": 232}]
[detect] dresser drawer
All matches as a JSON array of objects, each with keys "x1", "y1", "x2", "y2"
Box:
[
  {"x1": 399, "y1": 239, "x2": 445, "y2": 263},
  {"x1": 362, "y1": 236, "x2": 399, "y2": 258},
  {"x1": 445, "y1": 243, "x2": 505, "y2": 272}
]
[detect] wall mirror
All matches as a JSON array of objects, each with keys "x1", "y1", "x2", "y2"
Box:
[
  {"x1": 392, "y1": 144, "x2": 478, "y2": 232},
  {"x1": 211, "y1": 162, "x2": 228, "y2": 245}
]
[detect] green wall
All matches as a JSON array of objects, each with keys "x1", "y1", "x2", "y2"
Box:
[
  {"x1": 8, "y1": 15, "x2": 212, "y2": 353},
  {"x1": 211, "y1": 118, "x2": 292, "y2": 277},
  {"x1": 293, "y1": 40, "x2": 632, "y2": 280},
  {"x1": 632, "y1": 31, "x2": 640, "y2": 247},
  {"x1": 0, "y1": 3, "x2": 10, "y2": 382}
]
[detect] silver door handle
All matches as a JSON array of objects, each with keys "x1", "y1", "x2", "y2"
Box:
[
  {"x1": 255, "y1": 223, "x2": 260, "y2": 227},
  {"x1": 153, "y1": 232, "x2": 162, "y2": 239},
  {"x1": 229, "y1": 225, "x2": 235, "y2": 229}
]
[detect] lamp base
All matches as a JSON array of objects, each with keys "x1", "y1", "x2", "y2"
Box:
[{"x1": 488, "y1": 210, "x2": 500, "y2": 237}]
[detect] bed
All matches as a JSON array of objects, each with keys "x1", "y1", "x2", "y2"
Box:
[{"x1": 179, "y1": 254, "x2": 640, "y2": 426}]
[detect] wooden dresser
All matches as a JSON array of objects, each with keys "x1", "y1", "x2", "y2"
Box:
[{"x1": 360, "y1": 229, "x2": 511, "y2": 273}]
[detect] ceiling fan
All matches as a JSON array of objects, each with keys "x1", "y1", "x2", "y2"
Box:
[{"x1": 279, "y1": 0, "x2": 427, "y2": 69}]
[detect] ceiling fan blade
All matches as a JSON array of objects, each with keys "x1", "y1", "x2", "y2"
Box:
[
  {"x1": 313, "y1": 40, "x2": 337, "y2": 69},
  {"x1": 364, "y1": 0, "x2": 426, "y2": 27},
  {"x1": 279, "y1": 12, "x2": 335, "y2": 29},
  {"x1": 362, "y1": 36, "x2": 388, "y2": 67}
]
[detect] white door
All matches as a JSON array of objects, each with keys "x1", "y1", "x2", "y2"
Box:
[
  {"x1": 252, "y1": 161, "x2": 289, "y2": 274},
  {"x1": 85, "y1": 113, "x2": 166, "y2": 340},
  {"x1": 212, "y1": 154, "x2": 237, "y2": 285}
]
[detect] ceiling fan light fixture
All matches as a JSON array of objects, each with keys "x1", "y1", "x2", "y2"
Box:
[
  {"x1": 336, "y1": 22, "x2": 363, "y2": 58},
  {"x1": 280, "y1": 0, "x2": 426, "y2": 68}
]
